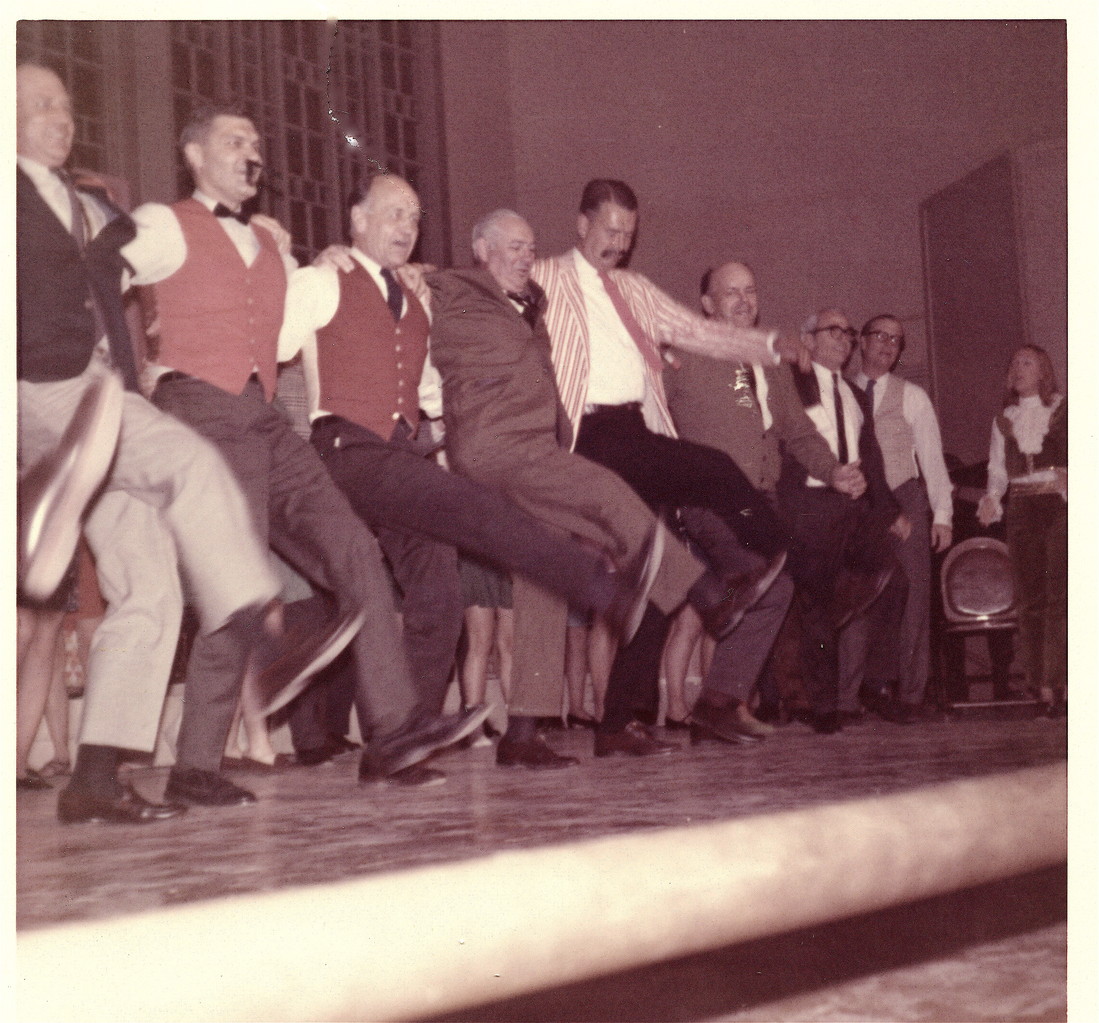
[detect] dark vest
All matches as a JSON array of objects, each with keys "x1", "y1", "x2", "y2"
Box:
[
  {"x1": 314, "y1": 263, "x2": 430, "y2": 438},
  {"x1": 996, "y1": 399, "x2": 1068, "y2": 478},
  {"x1": 17, "y1": 167, "x2": 139, "y2": 387}
]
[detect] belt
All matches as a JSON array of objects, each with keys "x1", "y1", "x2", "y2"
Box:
[{"x1": 583, "y1": 401, "x2": 642, "y2": 415}]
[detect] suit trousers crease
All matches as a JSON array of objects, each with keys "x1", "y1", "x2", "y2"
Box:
[
  {"x1": 679, "y1": 506, "x2": 794, "y2": 703},
  {"x1": 152, "y1": 376, "x2": 416, "y2": 770},
  {"x1": 838, "y1": 477, "x2": 927, "y2": 709},
  {"x1": 19, "y1": 366, "x2": 280, "y2": 753}
]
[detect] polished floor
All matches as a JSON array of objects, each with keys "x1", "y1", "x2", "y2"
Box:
[{"x1": 17, "y1": 706, "x2": 1069, "y2": 1021}]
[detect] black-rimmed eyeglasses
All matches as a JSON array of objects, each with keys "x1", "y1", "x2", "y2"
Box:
[{"x1": 811, "y1": 325, "x2": 857, "y2": 342}]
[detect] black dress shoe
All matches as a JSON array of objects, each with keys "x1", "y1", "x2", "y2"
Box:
[
  {"x1": 221, "y1": 754, "x2": 296, "y2": 773},
  {"x1": 567, "y1": 714, "x2": 598, "y2": 729},
  {"x1": 496, "y1": 733, "x2": 579, "y2": 769},
  {"x1": 17, "y1": 770, "x2": 51, "y2": 791},
  {"x1": 594, "y1": 721, "x2": 679, "y2": 758},
  {"x1": 699, "y1": 551, "x2": 787, "y2": 639},
  {"x1": 19, "y1": 372, "x2": 124, "y2": 601},
  {"x1": 295, "y1": 745, "x2": 337, "y2": 767},
  {"x1": 663, "y1": 716, "x2": 691, "y2": 731},
  {"x1": 360, "y1": 762, "x2": 448, "y2": 787},
  {"x1": 688, "y1": 701, "x2": 767, "y2": 745},
  {"x1": 249, "y1": 606, "x2": 367, "y2": 716},
  {"x1": 362, "y1": 705, "x2": 492, "y2": 779},
  {"x1": 753, "y1": 702, "x2": 782, "y2": 724},
  {"x1": 58, "y1": 783, "x2": 188, "y2": 824},
  {"x1": 811, "y1": 711, "x2": 843, "y2": 735},
  {"x1": 165, "y1": 767, "x2": 257, "y2": 806},
  {"x1": 832, "y1": 565, "x2": 894, "y2": 632}
]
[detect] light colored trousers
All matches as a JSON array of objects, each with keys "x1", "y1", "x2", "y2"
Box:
[{"x1": 18, "y1": 364, "x2": 280, "y2": 753}]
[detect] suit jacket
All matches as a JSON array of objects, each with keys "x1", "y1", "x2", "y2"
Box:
[
  {"x1": 779, "y1": 364, "x2": 900, "y2": 528},
  {"x1": 427, "y1": 266, "x2": 572, "y2": 482},
  {"x1": 666, "y1": 350, "x2": 838, "y2": 494},
  {"x1": 531, "y1": 251, "x2": 775, "y2": 450}
]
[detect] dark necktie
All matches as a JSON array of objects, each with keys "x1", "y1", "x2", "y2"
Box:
[
  {"x1": 507, "y1": 290, "x2": 539, "y2": 329},
  {"x1": 53, "y1": 169, "x2": 141, "y2": 391},
  {"x1": 833, "y1": 372, "x2": 849, "y2": 464},
  {"x1": 53, "y1": 169, "x2": 87, "y2": 249},
  {"x1": 865, "y1": 377, "x2": 876, "y2": 406},
  {"x1": 213, "y1": 202, "x2": 251, "y2": 225},
  {"x1": 380, "y1": 268, "x2": 404, "y2": 322}
]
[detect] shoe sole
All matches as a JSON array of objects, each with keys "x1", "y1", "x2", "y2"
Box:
[
  {"x1": 384, "y1": 705, "x2": 494, "y2": 778},
  {"x1": 623, "y1": 520, "x2": 666, "y2": 644},
  {"x1": 255, "y1": 608, "x2": 367, "y2": 716},
  {"x1": 21, "y1": 374, "x2": 124, "y2": 601}
]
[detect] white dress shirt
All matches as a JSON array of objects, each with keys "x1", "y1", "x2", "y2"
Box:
[
  {"x1": 804, "y1": 362, "x2": 862, "y2": 487},
  {"x1": 573, "y1": 249, "x2": 647, "y2": 407}
]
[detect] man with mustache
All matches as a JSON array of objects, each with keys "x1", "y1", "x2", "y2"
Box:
[
  {"x1": 277, "y1": 173, "x2": 673, "y2": 782},
  {"x1": 121, "y1": 106, "x2": 488, "y2": 800},
  {"x1": 531, "y1": 180, "x2": 803, "y2": 744}
]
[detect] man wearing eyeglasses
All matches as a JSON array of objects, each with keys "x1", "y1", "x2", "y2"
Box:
[
  {"x1": 841, "y1": 314, "x2": 953, "y2": 723},
  {"x1": 777, "y1": 309, "x2": 907, "y2": 734}
]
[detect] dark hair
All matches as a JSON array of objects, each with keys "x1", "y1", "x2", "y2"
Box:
[
  {"x1": 1004, "y1": 344, "x2": 1059, "y2": 408},
  {"x1": 700, "y1": 260, "x2": 756, "y2": 299},
  {"x1": 178, "y1": 102, "x2": 251, "y2": 152},
  {"x1": 861, "y1": 313, "x2": 906, "y2": 362},
  {"x1": 579, "y1": 179, "x2": 638, "y2": 216}
]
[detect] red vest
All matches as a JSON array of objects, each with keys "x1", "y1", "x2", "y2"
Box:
[
  {"x1": 153, "y1": 198, "x2": 285, "y2": 399},
  {"x1": 315, "y1": 263, "x2": 430, "y2": 438}
]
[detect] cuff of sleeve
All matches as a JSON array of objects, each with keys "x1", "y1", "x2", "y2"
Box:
[{"x1": 765, "y1": 330, "x2": 780, "y2": 365}]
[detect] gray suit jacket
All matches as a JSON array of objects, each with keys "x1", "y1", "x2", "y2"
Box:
[{"x1": 665, "y1": 349, "x2": 838, "y2": 494}]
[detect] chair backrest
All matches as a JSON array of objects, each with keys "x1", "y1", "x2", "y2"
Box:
[{"x1": 940, "y1": 537, "x2": 1017, "y2": 628}]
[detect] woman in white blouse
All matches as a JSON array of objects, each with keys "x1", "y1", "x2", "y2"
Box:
[{"x1": 978, "y1": 345, "x2": 1067, "y2": 715}]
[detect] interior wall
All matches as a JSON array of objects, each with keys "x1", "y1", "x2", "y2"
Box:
[{"x1": 436, "y1": 20, "x2": 1066, "y2": 409}]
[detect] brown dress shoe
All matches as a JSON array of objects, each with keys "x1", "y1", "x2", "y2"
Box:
[
  {"x1": 699, "y1": 551, "x2": 787, "y2": 639},
  {"x1": 594, "y1": 721, "x2": 679, "y2": 758},
  {"x1": 249, "y1": 606, "x2": 367, "y2": 716},
  {"x1": 496, "y1": 734, "x2": 579, "y2": 769},
  {"x1": 688, "y1": 701, "x2": 766, "y2": 745}
]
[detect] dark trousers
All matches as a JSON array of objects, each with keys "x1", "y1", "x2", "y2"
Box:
[
  {"x1": 153, "y1": 376, "x2": 417, "y2": 770},
  {"x1": 310, "y1": 414, "x2": 624, "y2": 717},
  {"x1": 574, "y1": 404, "x2": 785, "y2": 730},
  {"x1": 1006, "y1": 493, "x2": 1067, "y2": 696},
  {"x1": 781, "y1": 486, "x2": 897, "y2": 715}
]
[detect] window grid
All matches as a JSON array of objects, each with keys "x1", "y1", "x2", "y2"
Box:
[
  {"x1": 16, "y1": 20, "x2": 109, "y2": 172},
  {"x1": 167, "y1": 20, "x2": 430, "y2": 262}
]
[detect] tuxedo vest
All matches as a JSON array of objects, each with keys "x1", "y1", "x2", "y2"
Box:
[
  {"x1": 869, "y1": 374, "x2": 917, "y2": 491},
  {"x1": 152, "y1": 198, "x2": 284, "y2": 398},
  {"x1": 17, "y1": 167, "x2": 137, "y2": 385},
  {"x1": 314, "y1": 264, "x2": 430, "y2": 438}
]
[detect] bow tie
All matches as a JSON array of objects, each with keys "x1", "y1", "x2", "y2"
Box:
[{"x1": 213, "y1": 203, "x2": 251, "y2": 225}]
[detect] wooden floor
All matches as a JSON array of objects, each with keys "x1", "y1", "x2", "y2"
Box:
[{"x1": 16, "y1": 707, "x2": 1069, "y2": 1021}]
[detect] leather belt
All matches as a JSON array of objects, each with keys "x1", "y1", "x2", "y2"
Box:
[{"x1": 583, "y1": 401, "x2": 642, "y2": 415}]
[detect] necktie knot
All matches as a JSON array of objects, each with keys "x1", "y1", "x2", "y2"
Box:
[
  {"x1": 213, "y1": 202, "x2": 251, "y2": 225},
  {"x1": 507, "y1": 290, "x2": 538, "y2": 328}
]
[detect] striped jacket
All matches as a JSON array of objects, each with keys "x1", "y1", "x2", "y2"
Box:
[{"x1": 532, "y1": 250, "x2": 776, "y2": 450}]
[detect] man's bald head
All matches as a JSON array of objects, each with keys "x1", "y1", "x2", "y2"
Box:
[
  {"x1": 349, "y1": 174, "x2": 422, "y2": 269},
  {"x1": 700, "y1": 261, "x2": 758, "y2": 328},
  {"x1": 17, "y1": 63, "x2": 74, "y2": 169}
]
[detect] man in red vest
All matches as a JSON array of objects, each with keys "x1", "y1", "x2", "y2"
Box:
[
  {"x1": 280, "y1": 174, "x2": 665, "y2": 782},
  {"x1": 123, "y1": 105, "x2": 488, "y2": 800}
]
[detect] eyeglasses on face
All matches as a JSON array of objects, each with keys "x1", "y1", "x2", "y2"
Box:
[
  {"x1": 863, "y1": 329, "x2": 905, "y2": 346},
  {"x1": 811, "y1": 325, "x2": 856, "y2": 342}
]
